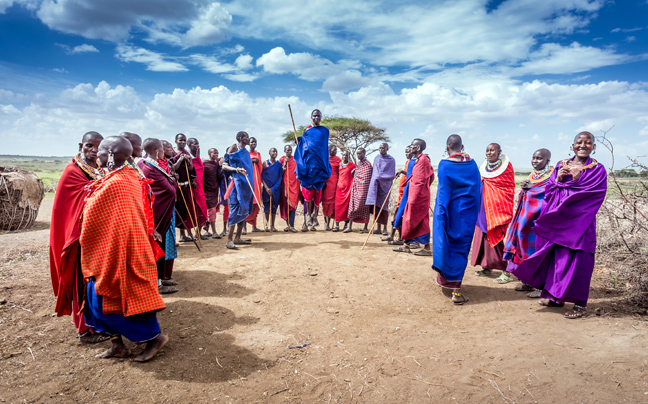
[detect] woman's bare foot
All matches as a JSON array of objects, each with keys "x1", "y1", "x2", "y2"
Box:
[
  {"x1": 96, "y1": 339, "x2": 131, "y2": 358},
  {"x1": 134, "y1": 334, "x2": 169, "y2": 362}
]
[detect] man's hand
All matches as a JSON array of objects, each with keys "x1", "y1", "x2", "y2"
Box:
[
  {"x1": 191, "y1": 181, "x2": 198, "y2": 188},
  {"x1": 152, "y1": 230, "x2": 162, "y2": 242},
  {"x1": 520, "y1": 179, "x2": 532, "y2": 190},
  {"x1": 557, "y1": 166, "x2": 570, "y2": 182}
]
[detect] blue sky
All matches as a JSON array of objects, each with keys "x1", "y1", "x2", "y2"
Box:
[{"x1": 0, "y1": 0, "x2": 647, "y2": 169}]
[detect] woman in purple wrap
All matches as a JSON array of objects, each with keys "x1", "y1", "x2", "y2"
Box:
[{"x1": 510, "y1": 131, "x2": 607, "y2": 319}]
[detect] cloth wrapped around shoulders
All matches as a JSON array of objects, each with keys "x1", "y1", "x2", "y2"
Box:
[{"x1": 294, "y1": 125, "x2": 332, "y2": 191}]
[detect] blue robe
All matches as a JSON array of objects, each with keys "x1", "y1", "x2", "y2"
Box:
[
  {"x1": 262, "y1": 160, "x2": 282, "y2": 214},
  {"x1": 393, "y1": 158, "x2": 417, "y2": 229},
  {"x1": 226, "y1": 148, "x2": 255, "y2": 226},
  {"x1": 294, "y1": 125, "x2": 331, "y2": 190},
  {"x1": 432, "y1": 159, "x2": 481, "y2": 282}
]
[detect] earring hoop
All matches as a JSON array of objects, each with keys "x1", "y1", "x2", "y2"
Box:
[{"x1": 107, "y1": 151, "x2": 115, "y2": 170}]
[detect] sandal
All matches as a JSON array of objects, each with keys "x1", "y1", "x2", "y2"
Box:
[
  {"x1": 284, "y1": 226, "x2": 290, "y2": 232},
  {"x1": 162, "y1": 279, "x2": 178, "y2": 286},
  {"x1": 413, "y1": 248, "x2": 432, "y2": 256},
  {"x1": 332, "y1": 226, "x2": 339, "y2": 232},
  {"x1": 494, "y1": 273, "x2": 515, "y2": 284},
  {"x1": 179, "y1": 236, "x2": 194, "y2": 243},
  {"x1": 452, "y1": 292, "x2": 469, "y2": 306},
  {"x1": 537, "y1": 298, "x2": 564, "y2": 307},
  {"x1": 408, "y1": 242, "x2": 421, "y2": 249},
  {"x1": 564, "y1": 304, "x2": 588, "y2": 319},
  {"x1": 359, "y1": 229, "x2": 369, "y2": 234},
  {"x1": 388, "y1": 239, "x2": 404, "y2": 245},
  {"x1": 515, "y1": 283, "x2": 535, "y2": 292},
  {"x1": 309, "y1": 225, "x2": 317, "y2": 231},
  {"x1": 211, "y1": 233, "x2": 222, "y2": 239},
  {"x1": 380, "y1": 236, "x2": 394, "y2": 242},
  {"x1": 79, "y1": 332, "x2": 110, "y2": 344},
  {"x1": 342, "y1": 227, "x2": 352, "y2": 233},
  {"x1": 527, "y1": 290, "x2": 542, "y2": 298},
  {"x1": 272, "y1": 227, "x2": 278, "y2": 232},
  {"x1": 158, "y1": 285, "x2": 179, "y2": 294},
  {"x1": 290, "y1": 227, "x2": 298, "y2": 233},
  {"x1": 475, "y1": 268, "x2": 492, "y2": 276},
  {"x1": 225, "y1": 241, "x2": 237, "y2": 249},
  {"x1": 233, "y1": 239, "x2": 252, "y2": 245},
  {"x1": 392, "y1": 245, "x2": 411, "y2": 253}
]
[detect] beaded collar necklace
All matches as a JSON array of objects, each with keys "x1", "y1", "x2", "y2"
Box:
[
  {"x1": 84, "y1": 163, "x2": 128, "y2": 192},
  {"x1": 447, "y1": 152, "x2": 471, "y2": 161},
  {"x1": 127, "y1": 159, "x2": 146, "y2": 179},
  {"x1": 560, "y1": 157, "x2": 598, "y2": 172},
  {"x1": 479, "y1": 153, "x2": 509, "y2": 178},
  {"x1": 144, "y1": 156, "x2": 175, "y2": 180},
  {"x1": 74, "y1": 153, "x2": 106, "y2": 180},
  {"x1": 529, "y1": 166, "x2": 554, "y2": 183}
]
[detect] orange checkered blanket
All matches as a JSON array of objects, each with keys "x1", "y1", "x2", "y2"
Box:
[{"x1": 80, "y1": 166, "x2": 165, "y2": 317}]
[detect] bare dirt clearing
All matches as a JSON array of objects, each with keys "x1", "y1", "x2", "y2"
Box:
[{"x1": 1, "y1": 199, "x2": 647, "y2": 403}]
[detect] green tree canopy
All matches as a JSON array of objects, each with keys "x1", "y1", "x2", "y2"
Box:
[{"x1": 282, "y1": 116, "x2": 390, "y2": 163}]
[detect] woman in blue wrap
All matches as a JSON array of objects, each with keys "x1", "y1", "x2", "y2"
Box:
[
  {"x1": 432, "y1": 135, "x2": 481, "y2": 305},
  {"x1": 222, "y1": 131, "x2": 255, "y2": 250}
]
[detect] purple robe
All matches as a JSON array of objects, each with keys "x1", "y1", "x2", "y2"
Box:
[
  {"x1": 366, "y1": 153, "x2": 396, "y2": 225},
  {"x1": 510, "y1": 158, "x2": 607, "y2": 305}
]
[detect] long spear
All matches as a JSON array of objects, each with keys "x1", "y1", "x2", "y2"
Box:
[
  {"x1": 184, "y1": 161, "x2": 203, "y2": 249},
  {"x1": 361, "y1": 177, "x2": 399, "y2": 250},
  {"x1": 288, "y1": 104, "x2": 299, "y2": 145}
]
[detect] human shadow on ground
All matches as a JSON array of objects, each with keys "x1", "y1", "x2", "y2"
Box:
[
  {"x1": 171, "y1": 270, "x2": 255, "y2": 299},
  {"x1": 246, "y1": 241, "x2": 311, "y2": 252},
  {"x1": 318, "y1": 240, "x2": 369, "y2": 249},
  {"x1": 131, "y1": 299, "x2": 274, "y2": 383}
]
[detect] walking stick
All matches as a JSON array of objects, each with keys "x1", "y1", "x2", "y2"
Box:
[
  {"x1": 244, "y1": 173, "x2": 268, "y2": 232},
  {"x1": 174, "y1": 207, "x2": 201, "y2": 252},
  {"x1": 184, "y1": 161, "x2": 203, "y2": 249},
  {"x1": 361, "y1": 177, "x2": 399, "y2": 250},
  {"x1": 288, "y1": 104, "x2": 299, "y2": 145}
]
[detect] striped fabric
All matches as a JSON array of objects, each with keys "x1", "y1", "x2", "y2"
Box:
[{"x1": 482, "y1": 162, "x2": 515, "y2": 247}]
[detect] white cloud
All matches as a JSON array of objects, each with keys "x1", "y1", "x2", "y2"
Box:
[
  {"x1": 70, "y1": 44, "x2": 99, "y2": 54},
  {"x1": 33, "y1": 0, "x2": 230, "y2": 47},
  {"x1": 511, "y1": 42, "x2": 628, "y2": 76},
  {"x1": 611, "y1": 27, "x2": 643, "y2": 33},
  {"x1": 115, "y1": 44, "x2": 187, "y2": 72},
  {"x1": 0, "y1": 0, "x2": 14, "y2": 13},
  {"x1": 234, "y1": 54, "x2": 253, "y2": 70}
]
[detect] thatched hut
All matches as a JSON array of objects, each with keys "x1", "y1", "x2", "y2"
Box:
[{"x1": 0, "y1": 165, "x2": 45, "y2": 231}]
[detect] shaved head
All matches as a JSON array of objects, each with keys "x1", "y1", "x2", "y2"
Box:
[
  {"x1": 82, "y1": 131, "x2": 103, "y2": 143},
  {"x1": 536, "y1": 148, "x2": 551, "y2": 160},
  {"x1": 120, "y1": 132, "x2": 142, "y2": 158},
  {"x1": 143, "y1": 138, "x2": 162, "y2": 157},
  {"x1": 575, "y1": 131, "x2": 595, "y2": 143},
  {"x1": 488, "y1": 142, "x2": 501, "y2": 152},
  {"x1": 98, "y1": 136, "x2": 133, "y2": 169},
  {"x1": 446, "y1": 134, "x2": 462, "y2": 152}
]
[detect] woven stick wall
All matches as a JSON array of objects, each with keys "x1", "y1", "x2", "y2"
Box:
[{"x1": 0, "y1": 165, "x2": 45, "y2": 231}]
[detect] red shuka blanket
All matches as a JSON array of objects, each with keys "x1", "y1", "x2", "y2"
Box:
[
  {"x1": 348, "y1": 158, "x2": 372, "y2": 223},
  {"x1": 397, "y1": 159, "x2": 409, "y2": 204},
  {"x1": 334, "y1": 161, "x2": 355, "y2": 222},
  {"x1": 80, "y1": 166, "x2": 166, "y2": 317},
  {"x1": 49, "y1": 163, "x2": 91, "y2": 316},
  {"x1": 483, "y1": 162, "x2": 515, "y2": 246},
  {"x1": 402, "y1": 154, "x2": 435, "y2": 240},
  {"x1": 322, "y1": 155, "x2": 342, "y2": 217},
  {"x1": 280, "y1": 156, "x2": 300, "y2": 220}
]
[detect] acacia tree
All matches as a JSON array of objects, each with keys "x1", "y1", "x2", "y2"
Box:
[{"x1": 282, "y1": 116, "x2": 390, "y2": 163}]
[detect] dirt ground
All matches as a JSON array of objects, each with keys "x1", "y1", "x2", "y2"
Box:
[{"x1": 1, "y1": 197, "x2": 647, "y2": 404}]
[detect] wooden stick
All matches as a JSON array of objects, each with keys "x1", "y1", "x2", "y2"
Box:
[
  {"x1": 244, "y1": 174, "x2": 268, "y2": 232},
  {"x1": 184, "y1": 162, "x2": 203, "y2": 249},
  {"x1": 174, "y1": 207, "x2": 201, "y2": 251},
  {"x1": 288, "y1": 104, "x2": 299, "y2": 145},
  {"x1": 361, "y1": 177, "x2": 398, "y2": 250}
]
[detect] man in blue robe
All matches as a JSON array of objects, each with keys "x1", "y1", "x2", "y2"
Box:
[
  {"x1": 294, "y1": 109, "x2": 332, "y2": 230},
  {"x1": 432, "y1": 135, "x2": 481, "y2": 305},
  {"x1": 262, "y1": 147, "x2": 282, "y2": 232},
  {"x1": 222, "y1": 131, "x2": 255, "y2": 249}
]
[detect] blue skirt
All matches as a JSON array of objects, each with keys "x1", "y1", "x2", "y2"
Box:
[{"x1": 85, "y1": 280, "x2": 161, "y2": 343}]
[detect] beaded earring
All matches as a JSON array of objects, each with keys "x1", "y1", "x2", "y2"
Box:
[{"x1": 107, "y1": 151, "x2": 115, "y2": 170}]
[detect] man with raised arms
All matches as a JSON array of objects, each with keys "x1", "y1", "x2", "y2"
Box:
[
  {"x1": 187, "y1": 137, "x2": 208, "y2": 237},
  {"x1": 172, "y1": 133, "x2": 200, "y2": 243}
]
